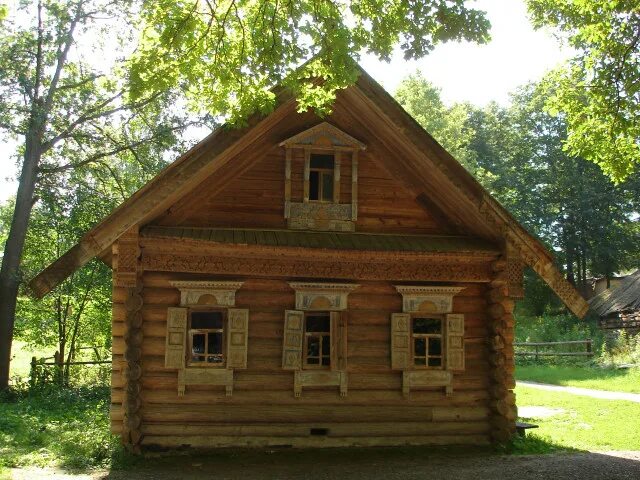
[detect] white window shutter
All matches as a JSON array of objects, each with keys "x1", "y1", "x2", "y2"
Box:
[
  {"x1": 446, "y1": 313, "x2": 465, "y2": 371},
  {"x1": 282, "y1": 310, "x2": 304, "y2": 370},
  {"x1": 226, "y1": 308, "x2": 249, "y2": 369},
  {"x1": 390, "y1": 313, "x2": 411, "y2": 370},
  {"x1": 165, "y1": 307, "x2": 187, "y2": 369}
]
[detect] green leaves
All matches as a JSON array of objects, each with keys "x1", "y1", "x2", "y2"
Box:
[
  {"x1": 128, "y1": 0, "x2": 491, "y2": 124},
  {"x1": 527, "y1": 0, "x2": 640, "y2": 182}
]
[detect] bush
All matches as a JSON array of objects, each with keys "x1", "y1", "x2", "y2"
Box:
[{"x1": 0, "y1": 382, "x2": 129, "y2": 471}]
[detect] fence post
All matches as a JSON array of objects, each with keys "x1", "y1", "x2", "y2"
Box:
[
  {"x1": 54, "y1": 350, "x2": 63, "y2": 386},
  {"x1": 30, "y1": 356, "x2": 37, "y2": 388},
  {"x1": 535, "y1": 344, "x2": 539, "y2": 362},
  {"x1": 586, "y1": 339, "x2": 592, "y2": 356}
]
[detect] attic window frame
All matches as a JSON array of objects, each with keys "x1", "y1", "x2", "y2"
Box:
[{"x1": 304, "y1": 148, "x2": 340, "y2": 204}]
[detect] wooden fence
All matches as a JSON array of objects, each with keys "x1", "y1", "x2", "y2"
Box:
[
  {"x1": 29, "y1": 348, "x2": 111, "y2": 387},
  {"x1": 514, "y1": 339, "x2": 593, "y2": 361}
]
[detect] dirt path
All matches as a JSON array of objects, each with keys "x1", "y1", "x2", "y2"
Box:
[
  {"x1": 517, "y1": 381, "x2": 640, "y2": 403},
  {"x1": 9, "y1": 450, "x2": 640, "y2": 480}
]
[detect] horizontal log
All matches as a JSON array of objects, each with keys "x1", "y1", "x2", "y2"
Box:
[
  {"x1": 141, "y1": 421, "x2": 490, "y2": 438},
  {"x1": 140, "y1": 404, "x2": 488, "y2": 423},
  {"x1": 116, "y1": 388, "x2": 490, "y2": 406},
  {"x1": 140, "y1": 434, "x2": 490, "y2": 448}
]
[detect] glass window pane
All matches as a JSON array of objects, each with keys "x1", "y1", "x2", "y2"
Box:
[
  {"x1": 413, "y1": 318, "x2": 441, "y2": 334},
  {"x1": 192, "y1": 356, "x2": 204, "y2": 363},
  {"x1": 306, "y1": 315, "x2": 330, "y2": 332},
  {"x1": 322, "y1": 172, "x2": 334, "y2": 201},
  {"x1": 207, "y1": 356, "x2": 223, "y2": 364},
  {"x1": 428, "y1": 357, "x2": 442, "y2": 367},
  {"x1": 192, "y1": 333, "x2": 205, "y2": 354},
  {"x1": 307, "y1": 357, "x2": 319, "y2": 365},
  {"x1": 310, "y1": 154, "x2": 334, "y2": 169},
  {"x1": 414, "y1": 357, "x2": 426, "y2": 366},
  {"x1": 208, "y1": 332, "x2": 223, "y2": 354},
  {"x1": 191, "y1": 311, "x2": 223, "y2": 329},
  {"x1": 321, "y1": 335, "x2": 331, "y2": 355},
  {"x1": 414, "y1": 337, "x2": 426, "y2": 356},
  {"x1": 309, "y1": 171, "x2": 320, "y2": 200},
  {"x1": 429, "y1": 337, "x2": 442, "y2": 356},
  {"x1": 307, "y1": 336, "x2": 320, "y2": 357},
  {"x1": 322, "y1": 357, "x2": 331, "y2": 366}
]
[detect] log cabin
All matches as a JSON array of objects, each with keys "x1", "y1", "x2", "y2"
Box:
[{"x1": 30, "y1": 66, "x2": 589, "y2": 452}]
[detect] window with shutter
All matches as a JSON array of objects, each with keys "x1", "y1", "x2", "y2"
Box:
[
  {"x1": 284, "y1": 283, "x2": 356, "y2": 396},
  {"x1": 165, "y1": 281, "x2": 246, "y2": 396},
  {"x1": 446, "y1": 313, "x2": 465, "y2": 371},
  {"x1": 165, "y1": 307, "x2": 187, "y2": 369},
  {"x1": 227, "y1": 309, "x2": 249, "y2": 369},
  {"x1": 392, "y1": 285, "x2": 466, "y2": 397},
  {"x1": 390, "y1": 313, "x2": 410, "y2": 370},
  {"x1": 282, "y1": 310, "x2": 304, "y2": 370}
]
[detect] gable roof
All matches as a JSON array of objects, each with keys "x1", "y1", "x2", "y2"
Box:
[
  {"x1": 28, "y1": 65, "x2": 589, "y2": 318},
  {"x1": 589, "y1": 270, "x2": 640, "y2": 317}
]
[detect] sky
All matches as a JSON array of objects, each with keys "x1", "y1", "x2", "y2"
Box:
[{"x1": 0, "y1": 0, "x2": 571, "y2": 203}]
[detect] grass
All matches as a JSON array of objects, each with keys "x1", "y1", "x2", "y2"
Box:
[
  {"x1": 9, "y1": 340, "x2": 54, "y2": 383},
  {"x1": 0, "y1": 385, "x2": 130, "y2": 471},
  {"x1": 516, "y1": 364, "x2": 640, "y2": 393},
  {"x1": 515, "y1": 384, "x2": 640, "y2": 451}
]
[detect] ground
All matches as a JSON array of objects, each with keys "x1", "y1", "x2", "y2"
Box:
[{"x1": 7, "y1": 449, "x2": 640, "y2": 480}]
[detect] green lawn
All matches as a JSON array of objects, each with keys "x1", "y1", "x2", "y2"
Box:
[
  {"x1": 516, "y1": 364, "x2": 640, "y2": 393},
  {"x1": 516, "y1": 384, "x2": 640, "y2": 451}
]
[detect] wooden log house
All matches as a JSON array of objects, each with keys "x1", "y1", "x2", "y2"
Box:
[{"x1": 31, "y1": 67, "x2": 588, "y2": 451}]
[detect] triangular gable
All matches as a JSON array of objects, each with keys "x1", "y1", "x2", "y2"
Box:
[
  {"x1": 28, "y1": 65, "x2": 588, "y2": 318},
  {"x1": 279, "y1": 122, "x2": 366, "y2": 151}
]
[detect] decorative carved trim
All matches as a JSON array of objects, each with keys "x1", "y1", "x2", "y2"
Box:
[
  {"x1": 289, "y1": 282, "x2": 359, "y2": 311},
  {"x1": 170, "y1": 281, "x2": 244, "y2": 307},
  {"x1": 279, "y1": 122, "x2": 367, "y2": 150},
  {"x1": 143, "y1": 254, "x2": 493, "y2": 283},
  {"x1": 394, "y1": 286, "x2": 465, "y2": 314},
  {"x1": 114, "y1": 226, "x2": 139, "y2": 288},
  {"x1": 288, "y1": 202, "x2": 355, "y2": 232},
  {"x1": 402, "y1": 370, "x2": 452, "y2": 398},
  {"x1": 294, "y1": 370, "x2": 348, "y2": 398}
]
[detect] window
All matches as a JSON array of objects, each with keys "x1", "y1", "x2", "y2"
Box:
[
  {"x1": 188, "y1": 310, "x2": 225, "y2": 365},
  {"x1": 412, "y1": 316, "x2": 443, "y2": 368},
  {"x1": 303, "y1": 312, "x2": 331, "y2": 368},
  {"x1": 309, "y1": 154, "x2": 334, "y2": 202}
]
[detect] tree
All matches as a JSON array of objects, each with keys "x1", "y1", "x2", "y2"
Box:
[
  {"x1": 527, "y1": 0, "x2": 640, "y2": 182},
  {"x1": 129, "y1": 0, "x2": 491, "y2": 122},
  {"x1": 394, "y1": 72, "x2": 496, "y2": 187},
  {"x1": 0, "y1": 0, "x2": 197, "y2": 389}
]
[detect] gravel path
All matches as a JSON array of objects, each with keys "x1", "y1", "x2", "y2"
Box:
[
  {"x1": 9, "y1": 450, "x2": 640, "y2": 480},
  {"x1": 517, "y1": 381, "x2": 640, "y2": 403}
]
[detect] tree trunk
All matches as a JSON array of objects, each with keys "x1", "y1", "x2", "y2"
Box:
[{"x1": 0, "y1": 136, "x2": 41, "y2": 389}]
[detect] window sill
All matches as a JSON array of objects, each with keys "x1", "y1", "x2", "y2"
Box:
[
  {"x1": 178, "y1": 367, "x2": 234, "y2": 397},
  {"x1": 402, "y1": 370, "x2": 452, "y2": 398},
  {"x1": 294, "y1": 370, "x2": 347, "y2": 398}
]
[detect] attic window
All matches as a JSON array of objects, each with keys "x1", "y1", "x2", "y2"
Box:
[{"x1": 309, "y1": 154, "x2": 334, "y2": 202}]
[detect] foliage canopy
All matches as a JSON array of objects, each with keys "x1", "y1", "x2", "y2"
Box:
[
  {"x1": 129, "y1": 0, "x2": 491, "y2": 122},
  {"x1": 527, "y1": 0, "x2": 640, "y2": 182}
]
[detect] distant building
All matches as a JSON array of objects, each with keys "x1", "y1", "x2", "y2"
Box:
[{"x1": 589, "y1": 270, "x2": 640, "y2": 331}]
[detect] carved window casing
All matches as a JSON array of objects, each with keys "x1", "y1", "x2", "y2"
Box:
[
  {"x1": 280, "y1": 122, "x2": 366, "y2": 232},
  {"x1": 391, "y1": 286, "x2": 466, "y2": 397},
  {"x1": 165, "y1": 281, "x2": 247, "y2": 396},
  {"x1": 282, "y1": 282, "x2": 358, "y2": 397}
]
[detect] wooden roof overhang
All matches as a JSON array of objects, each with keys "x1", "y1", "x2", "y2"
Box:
[
  {"x1": 138, "y1": 228, "x2": 500, "y2": 283},
  {"x1": 29, "y1": 64, "x2": 588, "y2": 317}
]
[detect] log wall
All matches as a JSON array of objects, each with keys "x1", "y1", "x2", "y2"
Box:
[
  {"x1": 111, "y1": 271, "x2": 493, "y2": 448},
  {"x1": 154, "y1": 146, "x2": 445, "y2": 235}
]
